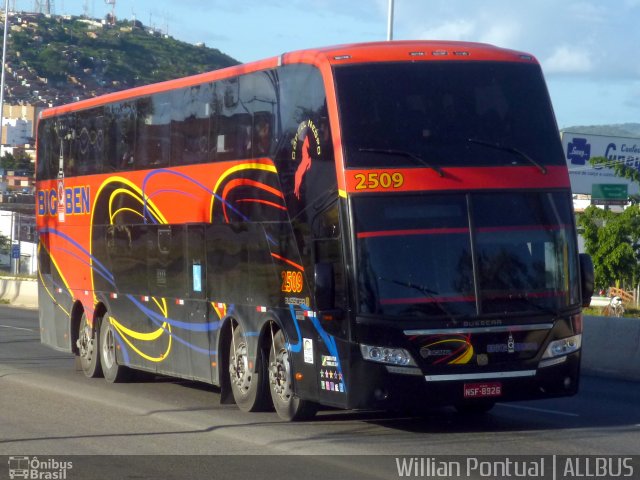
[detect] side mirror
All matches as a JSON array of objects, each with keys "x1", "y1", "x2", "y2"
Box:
[
  {"x1": 579, "y1": 253, "x2": 594, "y2": 307},
  {"x1": 314, "y1": 262, "x2": 335, "y2": 311}
]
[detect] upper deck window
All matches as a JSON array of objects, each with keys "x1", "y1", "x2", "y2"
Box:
[{"x1": 334, "y1": 61, "x2": 565, "y2": 169}]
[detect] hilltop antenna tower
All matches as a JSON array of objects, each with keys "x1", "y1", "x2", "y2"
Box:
[
  {"x1": 105, "y1": 0, "x2": 115, "y2": 24},
  {"x1": 33, "y1": 0, "x2": 54, "y2": 14}
]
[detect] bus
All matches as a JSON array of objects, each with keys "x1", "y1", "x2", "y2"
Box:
[{"x1": 36, "y1": 41, "x2": 594, "y2": 420}]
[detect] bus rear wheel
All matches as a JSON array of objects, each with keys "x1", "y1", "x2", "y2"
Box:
[
  {"x1": 99, "y1": 315, "x2": 129, "y2": 383},
  {"x1": 77, "y1": 311, "x2": 102, "y2": 378},
  {"x1": 228, "y1": 321, "x2": 269, "y2": 412},
  {"x1": 268, "y1": 328, "x2": 317, "y2": 421}
]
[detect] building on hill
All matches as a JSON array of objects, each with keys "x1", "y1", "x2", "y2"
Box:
[{"x1": 1, "y1": 104, "x2": 41, "y2": 146}]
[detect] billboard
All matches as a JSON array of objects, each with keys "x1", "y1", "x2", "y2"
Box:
[{"x1": 561, "y1": 131, "x2": 640, "y2": 195}]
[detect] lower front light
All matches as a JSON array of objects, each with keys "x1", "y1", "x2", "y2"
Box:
[{"x1": 360, "y1": 344, "x2": 417, "y2": 366}]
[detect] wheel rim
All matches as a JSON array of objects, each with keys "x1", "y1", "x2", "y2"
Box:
[
  {"x1": 102, "y1": 321, "x2": 116, "y2": 370},
  {"x1": 269, "y1": 340, "x2": 292, "y2": 403},
  {"x1": 79, "y1": 317, "x2": 95, "y2": 364},
  {"x1": 229, "y1": 338, "x2": 252, "y2": 396}
]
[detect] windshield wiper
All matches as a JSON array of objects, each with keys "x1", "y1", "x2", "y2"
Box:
[
  {"x1": 467, "y1": 138, "x2": 547, "y2": 175},
  {"x1": 379, "y1": 277, "x2": 461, "y2": 321},
  {"x1": 380, "y1": 277, "x2": 439, "y2": 296},
  {"x1": 359, "y1": 148, "x2": 444, "y2": 177},
  {"x1": 501, "y1": 293, "x2": 561, "y2": 318}
]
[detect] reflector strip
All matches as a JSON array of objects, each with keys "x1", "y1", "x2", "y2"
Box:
[
  {"x1": 256, "y1": 306, "x2": 267, "y2": 312},
  {"x1": 425, "y1": 370, "x2": 536, "y2": 381},
  {"x1": 405, "y1": 324, "x2": 553, "y2": 335},
  {"x1": 176, "y1": 299, "x2": 185, "y2": 305}
]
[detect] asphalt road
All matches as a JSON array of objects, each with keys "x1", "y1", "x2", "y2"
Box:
[{"x1": 1, "y1": 305, "x2": 639, "y2": 479}]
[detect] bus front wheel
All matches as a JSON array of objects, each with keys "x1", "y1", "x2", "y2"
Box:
[
  {"x1": 228, "y1": 321, "x2": 269, "y2": 412},
  {"x1": 77, "y1": 311, "x2": 102, "y2": 378},
  {"x1": 268, "y1": 328, "x2": 317, "y2": 421}
]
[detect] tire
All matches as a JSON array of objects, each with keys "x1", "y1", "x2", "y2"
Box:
[
  {"x1": 268, "y1": 328, "x2": 317, "y2": 421},
  {"x1": 228, "y1": 321, "x2": 270, "y2": 412},
  {"x1": 454, "y1": 401, "x2": 495, "y2": 415},
  {"x1": 77, "y1": 311, "x2": 102, "y2": 378},
  {"x1": 99, "y1": 315, "x2": 130, "y2": 383}
]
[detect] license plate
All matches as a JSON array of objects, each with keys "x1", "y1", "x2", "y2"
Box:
[{"x1": 463, "y1": 382, "x2": 502, "y2": 398}]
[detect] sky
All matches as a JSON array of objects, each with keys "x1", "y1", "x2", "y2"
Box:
[{"x1": 13, "y1": 0, "x2": 640, "y2": 129}]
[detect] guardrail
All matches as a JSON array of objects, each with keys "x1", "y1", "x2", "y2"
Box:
[
  {"x1": 582, "y1": 315, "x2": 640, "y2": 382},
  {"x1": 0, "y1": 277, "x2": 38, "y2": 308}
]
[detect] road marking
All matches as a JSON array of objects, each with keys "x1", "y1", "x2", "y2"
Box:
[
  {"x1": 0, "y1": 324, "x2": 37, "y2": 333},
  {"x1": 497, "y1": 403, "x2": 580, "y2": 417}
]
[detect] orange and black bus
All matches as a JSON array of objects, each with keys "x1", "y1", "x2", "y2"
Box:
[{"x1": 36, "y1": 41, "x2": 594, "y2": 420}]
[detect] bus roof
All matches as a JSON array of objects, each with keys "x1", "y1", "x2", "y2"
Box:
[{"x1": 40, "y1": 40, "x2": 538, "y2": 119}]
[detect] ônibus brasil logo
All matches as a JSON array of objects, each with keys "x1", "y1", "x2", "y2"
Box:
[{"x1": 8, "y1": 456, "x2": 73, "y2": 479}]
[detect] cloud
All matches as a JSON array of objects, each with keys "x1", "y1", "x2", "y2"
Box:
[
  {"x1": 543, "y1": 45, "x2": 594, "y2": 74},
  {"x1": 478, "y1": 22, "x2": 520, "y2": 47},
  {"x1": 416, "y1": 19, "x2": 476, "y2": 40},
  {"x1": 624, "y1": 83, "x2": 640, "y2": 110}
]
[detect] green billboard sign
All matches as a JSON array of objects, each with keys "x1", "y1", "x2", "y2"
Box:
[{"x1": 591, "y1": 184, "x2": 628, "y2": 205}]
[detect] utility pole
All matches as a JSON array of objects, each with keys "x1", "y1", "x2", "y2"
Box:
[
  {"x1": 0, "y1": 0, "x2": 9, "y2": 148},
  {"x1": 387, "y1": 0, "x2": 395, "y2": 41}
]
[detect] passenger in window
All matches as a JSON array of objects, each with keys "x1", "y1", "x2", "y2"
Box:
[
  {"x1": 120, "y1": 138, "x2": 134, "y2": 169},
  {"x1": 66, "y1": 155, "x2": 76, "y2": 176},
  {"x1": 253, "y1": 112, "x2": 272, "y2": 157}
]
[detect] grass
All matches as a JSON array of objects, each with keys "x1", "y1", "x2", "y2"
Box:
[{"x1": 583, "y1": 306, "x2": 640, "y2": 318}]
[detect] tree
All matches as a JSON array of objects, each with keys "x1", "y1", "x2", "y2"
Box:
[
  {"x1": 578, "y1": 204, "x2": 640, "y2": 291},
  {"x1": 590, "y1": 155, "x2": 640, "y2": 185},
  {"x1": 0, "y1": 152, "x2": 16, "y2": 170},
  {"x1": 14, "y1": 150, "x2": 35, "y2": 176},
  {"x1": 0, "y1": 151, "x2": 34, "y2": 175},
  {"x1": 582, "y1": 155, "x2": 640, "y2": 291}
]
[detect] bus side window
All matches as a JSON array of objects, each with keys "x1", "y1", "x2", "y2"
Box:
[
  {"x1": 252, "y1": 111, "x2": 274, "y2": 158},
  {"x1": 136, "y1": 95, "x2": 171, "y2": 169},
  {"x1": 171, "y1": 85, "x2": 213, "y2": 166},
  {"x1": 37, "y1": 120, "x2": 56, "y2": 180},
  {"x1": 107, "y1": 101, "x2": 137, "y2": 171}
]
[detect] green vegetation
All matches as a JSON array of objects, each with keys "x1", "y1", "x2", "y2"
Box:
[
  {"x1": 8, "y1": 15, "x2": 238, "y2": 88},
  {"x1": 582, "y1": 306, "x2": 640, "y2": 318},
  {"x1": 1, "y1": 150, "x2": 34, "y2": 175},
  {"x1": 578, "y1": 155, "x2": 640, "y2": 292},
  {"x1": 578, "y1": 204, "x2": 640, "y2": 292}
]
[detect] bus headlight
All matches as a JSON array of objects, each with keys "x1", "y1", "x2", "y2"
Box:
[
  {"x1": 360, "y1": 344, "x2": 417, "y2": 366},
  {"x1": 541, "y1": 334, "x2": 582, "y2": 359}
]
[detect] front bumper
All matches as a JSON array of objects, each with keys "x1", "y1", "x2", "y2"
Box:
[{"x1": 345, "y1": 350, "x2": 581, "y2": 410}]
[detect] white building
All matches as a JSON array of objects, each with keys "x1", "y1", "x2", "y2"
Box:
[{"x1": 0, "y1": 210, "x2": 37, "y2": 275}]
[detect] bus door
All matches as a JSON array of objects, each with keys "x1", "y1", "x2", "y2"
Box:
[{"x1": 309, "y1": 201, "x2": 350, "y2": 407}]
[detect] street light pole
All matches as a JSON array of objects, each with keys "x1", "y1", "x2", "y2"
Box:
[
  {"x1": 387, "y1": 0, "x2": 394, "y2": 41},
  {"x1": 0, "y1": 0, "x2": 9, "y2": 147}
]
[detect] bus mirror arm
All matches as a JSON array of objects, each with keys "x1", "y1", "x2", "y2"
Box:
[{"x1": 579, "y1": 253, "x2": 594, "y2": 308}]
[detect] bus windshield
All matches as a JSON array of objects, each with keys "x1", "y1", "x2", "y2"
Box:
[
  {"x1": 353, "y1": 192, "x2": 580, "y2": 319},
  {"x1": 334, "y1": 61, "x2": 565, "y2": 169}
]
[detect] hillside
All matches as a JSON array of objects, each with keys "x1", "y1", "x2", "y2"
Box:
[
  {"x1": 3, "y1": 12, "x2": 239, "y2": 107},
  {"x1": 562, "y1": 123, "x2": 640, "y2": 138}
]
